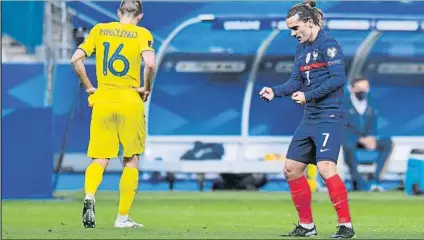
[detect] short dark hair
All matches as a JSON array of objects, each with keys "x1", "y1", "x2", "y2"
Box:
[
  {"x1": 287, "y1": 0, "x2": 323, "y2": 28},
  {"x1": 350, "y1": 76, "x2": 368, "y2": 87},
  {"x1": 119, "y1": 0, "x2": 143, "y2": 18}
]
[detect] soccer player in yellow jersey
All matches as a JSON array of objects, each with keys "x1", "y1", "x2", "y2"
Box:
[{"x1": 70, "y1": 0, "x2": 155, "y2": 228}]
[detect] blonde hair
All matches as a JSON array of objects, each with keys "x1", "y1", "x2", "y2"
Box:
[{"x1": 119, "y1": 0, "x2": 143, "y2": 18}]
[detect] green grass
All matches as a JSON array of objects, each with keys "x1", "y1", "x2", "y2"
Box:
[{"x1": 2, "y1": 191, "x2": 424, "y2": 239}]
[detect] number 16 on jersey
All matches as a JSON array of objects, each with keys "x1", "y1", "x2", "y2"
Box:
[{"x1": 102, "y1": 42, "x2": 130, "y2": 77}]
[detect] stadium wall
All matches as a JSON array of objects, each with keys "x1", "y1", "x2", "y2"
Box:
[{"x1": 2, "y1": 63, "x2": 53, "y2": 199}]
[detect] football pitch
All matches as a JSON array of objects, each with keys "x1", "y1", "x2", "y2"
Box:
[{"x1": 3, "y1": 191, "x2": 424, "y2": 239}]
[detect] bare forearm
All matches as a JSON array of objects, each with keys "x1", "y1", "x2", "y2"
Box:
[
  {"x1": 72, "y1": 60, "x2": 93, "y2": 89},
  {"x1": 143, "y1": 66, "x2": 155, "y2": 91}
]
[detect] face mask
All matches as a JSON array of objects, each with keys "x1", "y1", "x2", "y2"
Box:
[{"x1": 355, "y1": 91, "x2": 368, "y2": 101}]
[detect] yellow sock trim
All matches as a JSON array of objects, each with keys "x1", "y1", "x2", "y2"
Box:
[
  {"x1": 84, "y1": 162, "x2": 105, "y2": 196},
  {"x1": 118, "y1": 167, "x2": 139, "y2": 216}
]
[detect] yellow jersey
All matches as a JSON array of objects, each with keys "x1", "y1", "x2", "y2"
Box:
[{"x1": 78, "y1": 22, "x2": 154, "y2": 103}]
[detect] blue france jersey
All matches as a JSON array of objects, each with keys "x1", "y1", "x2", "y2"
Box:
[{"x1": 272, "y1": 30, "x2": 347, "y2": 123}]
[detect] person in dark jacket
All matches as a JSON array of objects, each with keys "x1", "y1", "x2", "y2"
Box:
[{"x1": 343, "y1": 77, "x2": 393, "y2": 192}]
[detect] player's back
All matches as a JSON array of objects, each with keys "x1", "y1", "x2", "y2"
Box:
[{"x1": 79, "y1": 22, "x2": 154, "y2": 104}]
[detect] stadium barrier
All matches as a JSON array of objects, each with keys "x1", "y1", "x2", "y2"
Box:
[{"x1": 2, "y1": 63, "x2": 53, "y2": 199}]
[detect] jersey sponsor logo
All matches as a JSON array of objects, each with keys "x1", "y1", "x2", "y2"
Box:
[
  {"x1": 300, "y1": 62, "x2": 326, "y2": 72},
  {"x1": 326, "y1": 47, "x2": 338, "y2": 58},
  {"x1": 327, "y1": 59, "x2": 342, "y2": 66}
]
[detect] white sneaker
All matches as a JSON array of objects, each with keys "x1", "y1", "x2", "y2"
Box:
[
  {"x1": 114, "y1": 217, "x2": 144, "y2": 228},
  {"x1": 369, "y1": 184, "x2": 385, "y2": 192}
]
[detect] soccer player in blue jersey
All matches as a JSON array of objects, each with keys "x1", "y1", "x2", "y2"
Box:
[{"x1": 259, "y1": 1, "x2": 355, "y2": 238}]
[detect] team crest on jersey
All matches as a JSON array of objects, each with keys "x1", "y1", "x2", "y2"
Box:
[
  {"x1": 326, "y1": 47, "x2": 337, "y2": 58},
  {"x1": 312, "y1": 50, "x2": 318, "y2": 61},
  {"x1": 305, "y1": 53, "x2": 311, "y2": 64}
]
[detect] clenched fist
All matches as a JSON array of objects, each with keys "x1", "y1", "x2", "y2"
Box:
[{"x1": 259, "y1": 87, "x2": 275, "y2": 102}]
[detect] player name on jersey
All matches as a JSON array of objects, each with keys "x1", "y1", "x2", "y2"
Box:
[{"x1": 99, "y1": 28, "x2": 138, "y2": 39}]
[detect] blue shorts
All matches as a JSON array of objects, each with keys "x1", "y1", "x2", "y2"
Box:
[{"x1": 286, "y1": 122, "x2": 345, "y2": 165}]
